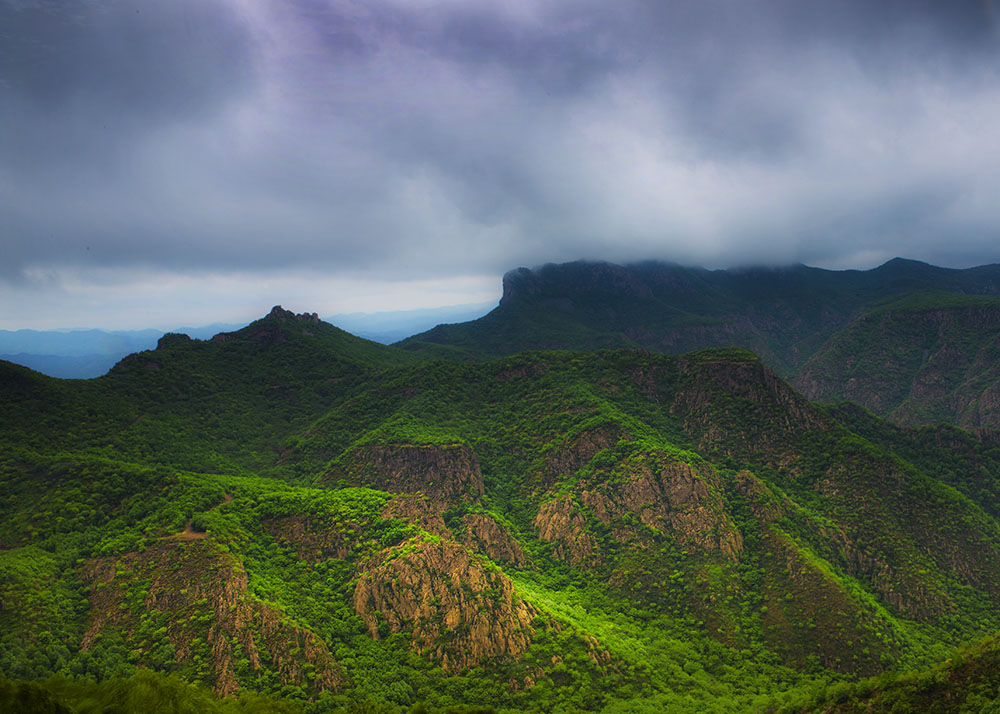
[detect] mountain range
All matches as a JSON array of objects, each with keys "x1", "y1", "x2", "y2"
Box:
[
  {"x1": 400, "y1": 258, "x2": 1000, "y2": 429},
  {"x1": 3, "y1": 260, "x2": 1000, "y2": 713}
]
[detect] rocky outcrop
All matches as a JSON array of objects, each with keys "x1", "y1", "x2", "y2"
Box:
[
  {"x1": 457, "y1": 512, "x2": 528, "y2": 567},
  {"x1": 210, "y1": 306, "x2": 321, "y2": 345},
  {"x1": 733, "y1": 470, "x2": 787, "y2": 524},
  {"x1": 81, "y1": 539, "x2": 342, "y2": 697},
  {"x1": 353, "y1": 538, "x2": 536, "y2": 671},
  {"x1": 531, "y1": 425, "x2": 625, "y2": 494},
  {"x1": 584, "y1": 457, "x2": 744, "y2": 561},
  {"x1": 534, "y1": 495, "x2": 601, "y2": 568},
  {"x1": 535, "y1": 451, "x2": 743, "y2": 566},
  {"x1": 329, "y1": 443, "x2": 484, "y2": 505},
  {"x1": 262, "y1": 515, "x2": 359, "y2": 563},
  {"x1": 381, "y1": 494, "x2": 449, "y2": 536}
]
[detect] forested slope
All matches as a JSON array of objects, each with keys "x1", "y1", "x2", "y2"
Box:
[
  {"x1": 399, "y1": 259, "x2": 1000, "y2": 429},
  {"x1": 4, "y1": 305, "x2": 1000, "y2": 712}
]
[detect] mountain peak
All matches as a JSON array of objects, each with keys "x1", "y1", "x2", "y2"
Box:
[{"x1": 266, "y1": 305, "x2": 320, "y2": 324}]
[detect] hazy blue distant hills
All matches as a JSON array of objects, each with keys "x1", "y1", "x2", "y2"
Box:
[
  {"x1": 327, "y1": 301, "x2": 494, "y2": 344},
  {"x1": 0, "y1": 352, "x2": 123, "y2": 379},
  {"x1": 0, "y1": 324, "x2": 240, "y2": 378},
  {"x1": 1, "y1": 303, "x2": 496, "y2": 378}
]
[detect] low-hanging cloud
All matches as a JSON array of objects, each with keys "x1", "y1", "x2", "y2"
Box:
[{"x1": 2, "y1": 0, "x2": 1000, "y2": 325}]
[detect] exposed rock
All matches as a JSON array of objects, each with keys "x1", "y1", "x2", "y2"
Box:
[
  {"x1": 534, "y1": 495, "x2": 601, "y2": 568},
  {"x1": 81, "y1": 539, "x2": 342, "y2": 697},
  {"x1": 353, "y1": 538, "x2": 536, "y2": 671},
  {"x1": 458, "y1": 512, "x2": 528, "y2": 567},
  {"x1": 263, "y1": 515, "x2": 359, "y2": 563},
  {"x1": 381, "y1": 494, "x2": 449, "y2": 536},
  {"x1": 328, "y1": 443, "x2": 484, "y2": 505},
  {"x1": 531, "y1": 424, "x2": 625, "y2": 493},
  {"x1": 580, "y1": 457, "x2": 744, "y2": 562},
  {"x1": 733, "y1": 470, "x2": 787, "y2": 524}
]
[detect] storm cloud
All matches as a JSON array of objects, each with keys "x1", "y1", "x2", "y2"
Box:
[{"x1": 2, "y1": 0, "x2": 1000, "y2": 327}]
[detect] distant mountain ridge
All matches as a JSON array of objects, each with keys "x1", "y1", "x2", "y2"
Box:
[
  {"x1": 0, "y1": 324, "x2": 240, "y2": 379},
  {"x1": 0, "y1": 302, "x2": 496, "y2": 378},
  {"x1": 399, "y1": 258, "x2": 1000, "y2": 428}
]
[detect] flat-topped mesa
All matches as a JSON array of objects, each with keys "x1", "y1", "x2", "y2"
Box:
[{"x1": 499, "y1": 261, "x2": 657, "y2": 308}]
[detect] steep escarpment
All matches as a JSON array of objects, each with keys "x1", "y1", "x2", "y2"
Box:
[
  {"x1": 528, "y1": 424, "x2": 626, "y2": 495},
  {"x1": 534, "y1": 495, "x2": 602, "y2": 568},
  {"x1": 534, "y1": 449, "x2": 743, "y2": 571},
  {"x1": 581, "y1": 455, "x2": 743, "y2": 561},
  {"x1": 456, "y1": 512, "x2": 529, "y2": 567}
]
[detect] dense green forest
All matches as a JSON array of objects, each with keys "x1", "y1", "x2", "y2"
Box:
[
  {"x1": 400, "y1": 259, "x2": 1000, "y2": 429},
  {"x1": 3, "y1": 302, "x2": 1000, "y2": 712}
]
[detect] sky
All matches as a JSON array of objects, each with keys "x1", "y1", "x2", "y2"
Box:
[{"x1": 2, "y1": 0, "x2": 1000, "y2": 330}]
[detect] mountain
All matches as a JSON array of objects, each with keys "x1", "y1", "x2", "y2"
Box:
[
  {"x1": 0, "y1": 323, "x2": 242, "y2": 379},
  {"x1": 398, "y1": 258, "x2": 1000, "y2": 428},
  {"x1": 775, "y1": 631, "x2": 1000, "y2": 713},
  {"x1": 0, "y1": 352, "x2": 125, "y2": 380},
  {"x1": 4, "y1": 305, "x2": 1000, "y2": 712}
]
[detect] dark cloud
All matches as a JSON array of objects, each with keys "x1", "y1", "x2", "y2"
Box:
[
  {"x1": 0, "y1": 0, "x2": 257, "y2": 112},
  {"x1": 2, "y1": 0, "x2": 1000, "y2": 325}
]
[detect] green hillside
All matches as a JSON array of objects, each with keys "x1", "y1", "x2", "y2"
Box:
[
  {"x1": 398, "y1": 259, "x2": 1000, "y2": 428},
  {"x1": 4, "y1": 305, "x2": 1000, "y2": 712}
]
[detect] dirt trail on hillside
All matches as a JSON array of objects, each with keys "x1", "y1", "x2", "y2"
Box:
[{"x1": 169, "y1": 493, "x2": 233, "y2": 540}]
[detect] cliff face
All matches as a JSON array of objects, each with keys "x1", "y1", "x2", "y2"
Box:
[
  {"x1": 534, "y1": 453, "x2": 743, "y2": 568},
  {"x1": 529, "y1": 425, "x2": 625, "y2": 495},
  {"x1": 534, "y1": 495, "x2": 602, "y2": 568},
  {"x1": 458, "y1": 512, "x2": 529, "y2": 567},
  {"x1": 582, "y1": 458, "x2": 744, "y2": 561},
  {"x1": 328, "y1": 443, "x2": 484, "y2": 505},
  {"x1": 81, "y1": 539, "x2": 342, "y2": 697},
  {"x1": 381, "y1": 494, "x2": 450, "y2": 535},
  {"x1": 352, "y1": 538, "x2": 536, "y2": 672}
]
